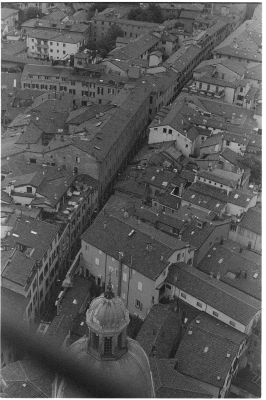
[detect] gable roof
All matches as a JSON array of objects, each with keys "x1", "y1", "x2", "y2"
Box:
[
  {"x1": 2, "y1": 216, "x2": 59, "y2": 262},
  {"x1": 150, "y1": 358, "x2": 212, "y2": 398},
  {"x1": 239, "y1": 207, "x2": 261, "y2": 235},
  {"x1": 166, "y1": 263, "x2": 261, "y2": 326},
  {"x1": 198, "y1": 243, "x2": 261, "y2": 300},
  {"x1": 175, "y1": 316, "x2": 244, "y2": 388},
  {"x1": 0, "y1": 359, "x2": 53, "y2": 397},
  {"x1": 81, "y1": 213, "x2": 173, "y2": 281},
  {"x1": 137, "y1": 303, "x2": 180, "y2": 358}
]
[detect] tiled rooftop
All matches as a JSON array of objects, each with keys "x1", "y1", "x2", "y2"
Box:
[
  {"x1": 198, "y1": 243, "x2": 261, "y2": 299},
  {"x1": 166, "y1": 263, "x2": 261, "y2": 325}
]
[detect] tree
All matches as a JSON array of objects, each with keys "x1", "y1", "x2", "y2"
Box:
[
  {"x1": 18, "y1": 7, "x2": 43, "y2": 25},
  {"x1": 238, "y1": 155, "x2": 261, "y2": 186},
  {"x1": 89, "y1": 3, "x2": 109, "y2": 13},
  {"x1": 128, "y1": 4, "x2": 164, "y2": 23},
  {"x1": 94, "y1": 25, "x2": 124, "y2": 58}
]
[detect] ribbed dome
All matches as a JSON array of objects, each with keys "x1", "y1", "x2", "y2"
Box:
[
  {"x1": 60, "y1": 337, "x2": 155, "y2": 398},
  {"x1": 86, "y1": 293, "x2": 130, "y2": 334}
]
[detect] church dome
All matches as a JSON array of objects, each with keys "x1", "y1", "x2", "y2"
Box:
[
  {"x1": 86, "y1": 292, "x2": 129, "y2": 335},
  {"x1": 54, "y1": 282, "x2": 154, "y2": 398},
  {"x1": 61, "y1": 337, "x2": 154, "y2": 398}
]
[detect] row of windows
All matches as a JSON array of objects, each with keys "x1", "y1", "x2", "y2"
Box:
[
  {"x1": 180, "y1": 291, "x2": 237, "y2": 327},
  {"x1": 31, "y1": 38, "x2": 67, "y2": 47}
]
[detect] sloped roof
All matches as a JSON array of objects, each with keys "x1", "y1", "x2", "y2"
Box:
[
  {"x1": 137, "y1": 303, "x2": 180, "y2": 358},
  {"x1": 239, "y1": 207, "x2": 261, "y2": 235},
  {"x1": 0, "y1": 359, "x2": 53, "y2": 397},
  {"x1": 109, "y1": 33, "x2": 159, "y2": 60},
  {"x1": 1, "y1": 249, "x2": 36, "y2": 287},
  {"x1": 2, "y1": 216, "x2": 59, "y2": 262},
  {"x1": 198, "y1": 244, "x2": 261, "y2": 300},
  {"x1": 81, "y1": 213, "x2": 173, "y2": 281},
  {"x1": 166, "y1": 263, "x2": 261, "y2": 326},
  {"x1": 150, "y1": 358, "x2": 212, "y2": 398},
  {"x1": 175, "y1": 316, "x2": 244, "y2": 388},
  {"x1": 1, "y1": 7, "x2": 18, "y2": 20}
]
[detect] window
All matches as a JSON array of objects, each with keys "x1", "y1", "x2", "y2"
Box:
[
  {"x1": 180, "y1": 292, "x2": 186, "y2": 299},
  {"x1": 122, "y1": 272, "x2": 127, "y2": 282},
  {"x1": 196, "y1": 301, "x2": 202, "y2": 308},
  {"x1": 95, "y1": 257, "x2": 99, "y2": 266},
  {"x1": 213, "y1": 311, "x2": 219, "y2": 317},
  {"x1": 138, "y1": 281, "x2": 142, "y2": 291},
  {"x1": 135, "y1": 299, "x2": 143, "y2": 310},
  {"x1": 63, "y1": 43, "x2": 66, "y2": 47},
  {"x1": 63, "y1": 51, "x2": 66, "y2": 55},
  {"x1": 92, "y1": 333, "x2": 99, "y2": 350},
  {"x1": 169, "y1": 129, "x2": 172, "y2": 134},
  {"x1": 27, "y1": 186, "x2": 32, "y2": 193},
  {"x1": 50, "y1": 41, "x2": 53, "y2": 45},
  {"x1": 118, "y1": 332, "x2": 123, "y2": 349},
  {"x1": 163, "y1": 128, "x2": 167, "y2": 133},
  {"x1": 103, "y1": 337, "x2": 112, "y2": 356},
  {"x1": 229, "y1": 320, "x2": 236, "y2": 327}
]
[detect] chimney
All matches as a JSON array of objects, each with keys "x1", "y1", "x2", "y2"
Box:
[
  {"x1": 103, "y1": 222, "x2": 107, "y2": 229},
  {"x1": 216, "y1": 272, "x2": 221, "y2": 280}
]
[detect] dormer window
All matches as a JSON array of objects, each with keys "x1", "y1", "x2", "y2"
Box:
[{"x1": 104, "y1": 337, "x2": 113, "y2": 356}]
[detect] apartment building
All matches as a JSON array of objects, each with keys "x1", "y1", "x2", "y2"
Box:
[
  {"x1": 165, "y1": 263, "x2": 261, "y2": 335},
  {"x1": 21, "y1": 63, "x2": 128, "y2": 106},
  {"x1": 91, "y1": 14, "x2": 163, "y2": 41},
  {"x1": 27, "y1": 30, "x2": 86, "y2": 60},
  {"x1": 1, "y1": 217, "x2": 61, "y2": 324},
  {"x1": 22, "y1": 17, "x2": 89, "y2": 60},
  {"x1": 2, "y1": 160, "x2": 98, "y2": 258},
  {"x1": 80, "y1": 211, "x2": 193, "y2": 319},
  {"x1": 148, "y1": 101, "x2": 201, "y2": 157}
]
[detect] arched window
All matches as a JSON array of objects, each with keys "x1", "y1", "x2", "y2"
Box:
[{"x1": 104, "y1": 337, "x2": 112, "y2": 356}]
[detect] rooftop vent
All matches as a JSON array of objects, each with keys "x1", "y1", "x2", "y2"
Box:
[{"x1": 203, "y1": 346, "x2": 209, "y2": 353}]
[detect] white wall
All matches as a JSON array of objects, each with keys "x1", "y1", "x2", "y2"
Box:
[{"x1": 149, "y1": 125, "x2": 193, "y2": 156}]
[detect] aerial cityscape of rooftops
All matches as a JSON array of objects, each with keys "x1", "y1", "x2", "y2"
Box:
[{"x1": 0, "y1": 1, "x2": 262, "y2": 398}]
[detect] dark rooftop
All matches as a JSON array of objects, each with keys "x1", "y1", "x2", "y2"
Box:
[
  {"x1": 239, "y1": 207, "x2": 261, "y2": 235},
  {"x1": 137, "y1": 303, "x2": 181, "y2": 358},
  {"x1": 166, "y1": 263, "x2": 261, "y2": 326},
  {"x1": 198, "y1": 243, "x2": 261, "y2": 299}
]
